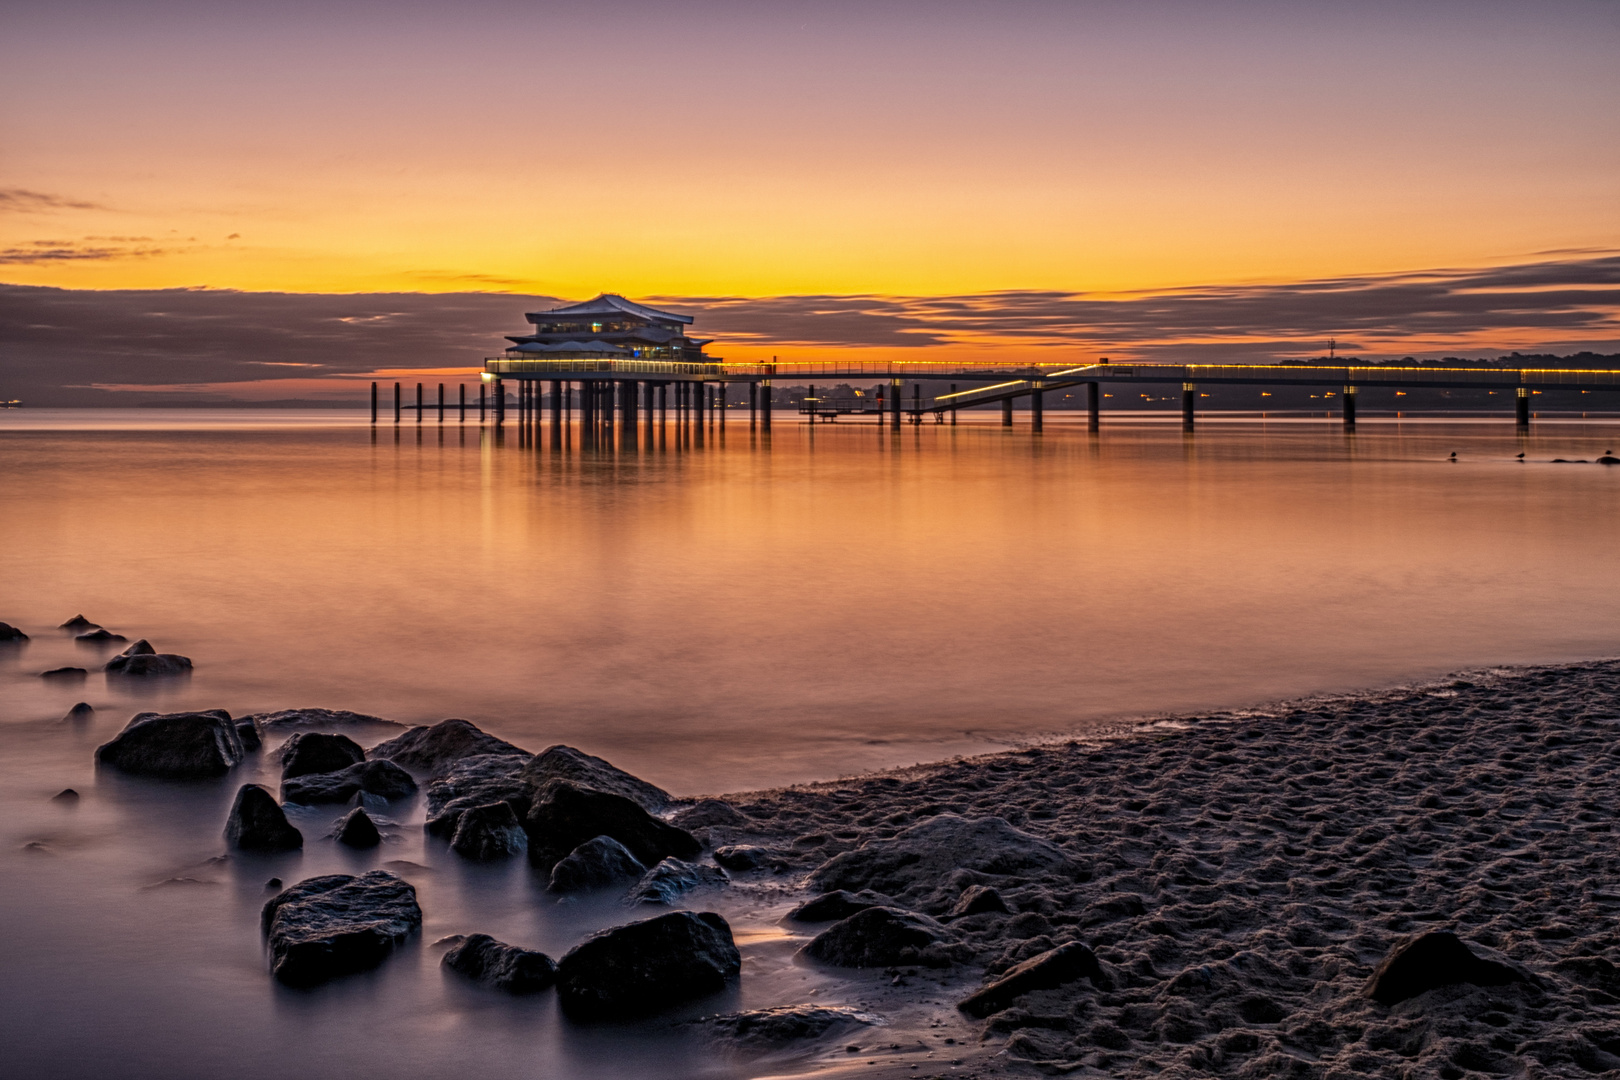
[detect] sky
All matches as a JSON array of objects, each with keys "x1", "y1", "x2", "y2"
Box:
[{"x1": 2, "y1": 0, "x2": 1618, "y2": 400}]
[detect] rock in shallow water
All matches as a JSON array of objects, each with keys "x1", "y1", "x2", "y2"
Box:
[
  {"x1": 261, "y1": 871, "x2": 421, "y2": 986},
  {"x1": 424, "y1": 753, "x2": 532, "y2": 838},
  {"x1": 801, "y1": 906, "x2": 954, "y2": 968},
  {"x1": 628, "y1": 857, "x2": 728, "y2": 905},
  {"x1": 277, "y1": 732, "x2": 365, "y2": 779},
  {"x1": 442, "y1": 933, "x2": 556, "y2": 993},
  {"x1": 526, "y1": 780, "x2": 700, "y2": 871},
  {"x1": 1365, "y1": 930, "x2": 1531, "y2": 1006},
  {"x1": 334, "y1": 806, "x2": 381, "y2": 848},
  {"x1": 104, "y1": 640, "x2": 192, "y2": 676},
  {"x1": 234, "y1": 721, "x2": 261, "y2": 752},
  {"x1": 281, "y1": 760, "x2": 417, "y2": 805},
  {"x1": 225, "y1": 783, "x2": 303, "y2": 851},
  {"x1": 74, "y1": 628, "x2": 123, "y2": 643},
  {"x1": 59, "y1": 615, "x2": 99, "y2": 631},
  {"x1": 957, "y1": 941, "x2": 1110, "y2": 1018},
  {"x1": 0, "y1": 621, "x2": 28, "y2": 641},
  {"x1": 808, "y1": 815, "x2": 1072, "y2": 903},
  {"x1": 41, "y1": 666, "x2": 87, "y2": 680},
  {"x1": 555, "y1": 910, "x2": 740, "y2": 1019},
  {"x1": 368, "y1": 718, "x2": 530, "y2": 777},
  {"x1": 63, "y1": 702, "x2": 94, "y2": 722},
  {"x1": 549, "y1": 835, "x2": 646, "y2": 893},
  {"x1": 449, "y1": 801, "x2": 527, "y2": 861},
  {"x1": 693, "y1": 1005, "x2": 883, "y2": 1050},
  {"x1": 96, "y1": 709, "x2": 244, "y2": 778},
  {"x1": 519, "y1": 744, "x2": 670, "y2": 812}
]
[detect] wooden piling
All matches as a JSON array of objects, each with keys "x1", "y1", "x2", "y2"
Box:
[
  {"x1": 459, "y1": 383, "x2": 466, "y2": 423},
  {"x1": 1182, "y1": 382, "x2": 1196, "y2": 431},
  {"x1": 395, "y1": 382, "x2": 402, "y2": 423},
  {"x1": 1087, "y1": 382, "x2": 1100, "y2": 432},
  {"x1": 438, "y1": 383, "x2": 445, "y2": 423},
  {"x1": 370, "y1": 382, "x2": 377, "y2": 424},
  {"x1": 1031, "y1": 384, "x2": 1043, "y2": 431}
]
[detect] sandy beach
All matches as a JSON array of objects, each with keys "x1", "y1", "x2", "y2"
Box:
[{"x1": 693, "y1": 660, "x2": 1620, "y2": 1078}]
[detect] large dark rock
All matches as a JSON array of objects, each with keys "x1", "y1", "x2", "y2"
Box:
[
  {"x1": 281, "y1": 759, "x2": 418, "y2": 805},
  {"x1": 519, "y1": 744, "x2": 671, "y2": 811},
  {"x1": 334, "y1": 807, "x2": 381, "y2": 848},
  {"x1": 1365, "y1": 931, "x2": 1531, "y2": 1006},
  {"x1": 278, "y1": 732, "x2": 365, "y2": 779},
  {"x1": 245, "y1": 708, "x2": 403, "y2": 735},
  {"x1": 75, "y1": 628, "x2": 123, "y2": 643},
  {"x1": 442, "y1": 933, "x2": 556, "y2": 993},
  {"x1": 628, "y1": 857, "x2": 729, "y2": 905},
  {"x1": 225, "y1": 783, "x2": 303, "y2": 851},
  {"x1": 104, "y1": 640, "x2": 191, "y2": 676},
  {"x1": 694, "y1": 1005, "x2": 882, "y2": 1050},
  {"x1": 809, "y1": 815, "x2": 1072, "y2": 903},
  {"x1": 958, "y1": 942, "x2": 1110, "y2": 1017},
  {"x1": 261, "y1": 871, "x2": 421, "y2": 986},
  {"x1": 96, "y1": 709, "x2": 244, "y2": 778},
  {"x1": 526, "y1": 780, "x2": 700, "y2": 871},
  {"x1": 555, "y1": 910, "x2": 740, "y2": 1019},
  {"x1": 449, "y1": 801, "x2": 527, "y2": 861},
  {"x1": 788, "y1": 889, "x2": 893, "y2": 923},
  {"x1": 0, "y1": 621, "x2": 29, "y2": 641},
  {"x1": 800, "y1": 906, "x2": 953, "y2": 968},
  {"x1": 424, "y1": 753, "x2": 532, "y2": 838},
  {"x1": 235, "y1": 721, "x2": 262, "y2": 752},
  {"x1": 368, "y1": 718, "x2": 530, "y2": 777},
  {"x1": 548, "y1": 835, "x2": 646, "y2": 893},
  {"x1": 59, "y1": 615, "x2": 99, "y2": 631}
]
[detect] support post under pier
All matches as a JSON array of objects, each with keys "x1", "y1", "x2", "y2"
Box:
[
  {"x1": 1031, "y1": 384, "x2": 1044, "y2": 432},
  {"x1": 1343, "y1": 385, "x2": 1357, "y2": 429},
  {"x1": 1516, "y1": 387, "x2": 1530, "y2": 429},
  {"x1": 1087, "y1": 382, "x2": 1100, "y2": 432},
  {"x1": 1182, "y1": 382, "x2": 1196, "y2": 432}
]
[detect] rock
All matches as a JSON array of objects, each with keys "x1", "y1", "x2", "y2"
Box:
[
  {"x1": 225, "y1": 784, "x2": 304, "y2": 851},
  {"x1": 281, "y1": 759, "x2": 418, "y2": 804},
  {"x1": 368, "y1": 718, "x2": 530, "y2": 777},
  {"x1": 671, "y1": 799, "x2": 749, "y2": 830},
  {"x1": 277, "y1": 732, "x2": 365, "y2": 779},
  {"x1": 525, "y1": 780, "x2": 701, "y2": 870},
  {"x1": 1365, "y1": 931, "x2": 1531, "y2": 1006},
  {"x1": 0, "y1": 621, "x2": 29, "y2": 641},
  {"x1": 449, "y1": 801, "x2": 528, "y2": 861},
  {"x1": 555, "y1": 910, "x2": 740, "y2": 1019},
  {"x1": 949, "y1": 884, "x2": 1011, "y2": 919},
  {"x1": 244, "y1": 708, "x2": 403, "y2": 734},
  {"x1": 788, "y1": 889, "x2": 897, "y2": 923},
  {"x1": 714, "y1": 844, "x2": 776, "y2": 871},
  {"x1": 548, "y1": 835, "x2": 646, "y2": 893},
  {"x1": 235, "y1": 721, "x2": 261, "y2": 752},
  {"x1": 104, "y1": 641, "x2": 191, "y2": 677},
  {"x1": 334, "y1": 807, "x2": 381, "y2": 848},
  {"x1": 40, "y1": 667, "x2": 87, "y2": 680},
  {"x1": 628, "y1": 857, "x2": 729, "y2": 905},
  {"x1": 96, "y1": 709, "x2": 244, "y2": 778},
  {"x1": 694, "y1": 1005, "x2": 883, "y2": 1050},
  {"x1": 442, "y1": 933, "x2": 557, "y2": 993},
  {"x1": 809, "y1": 815, "x2": 1072, "y2": 903},
  {"x1": 52, "y1": 788, "x2": 79, "y2": 802},
  {"x1": 801, "y1": 906, "x2": 954, "y2": 968},
  {"x1": 423, "y1": 753, "x2": 532, "y2": 838},
  {"x1": 75, "y1": 628, "x2": 124, "y2": 643},
  {"x1": 63, "y1": 702, "x2": 94, "y2": 722},
  {"x1": 59, "y1": 615, "x2": 100, "y2": 631},
  {"x1": 957, "y1": 942, "x2": 1110, "y2": 1017},
  {"x1": 265, "y1": 877, "x2": 282, "y2": 890},
  {"x1": 261, "y1": 871, "x2": 422, "y2": 986},
  {"x1": 520, "y1": 744, "x2": 671, "y2": 811}
]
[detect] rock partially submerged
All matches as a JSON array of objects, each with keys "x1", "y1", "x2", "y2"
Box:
[
  {"x1": 526, "y1": 780, "x2": 700, "y2": 870},
  {"x1": 555, "y1": 910, "x2": 740, "y2": 1019},
  {"x1": 63, "y1": 702, "x2": 94, "y2": 722},
  {"x1": 788, "y1": 889, "x2": 893, "y2": 923},
  {"x1": 245, "y1": 708, "x2": 403, "y2": 734},
  {"x1": 225, "y1": 784, "x2": 303, "y2": 851},
  {"x1": 277, "y1": 732, "x2": 365, "y2": 779},
  {"x1": 809, "y1": 815, "x2": 1072, "y2": 905},
  {"x1": 801, "y1": 906, "x2": 954, "y2": 968},
  {"x1": 448, "y1": 801, "x2": 527, "y2": 861},
  {"x1": 96, "y1": 709, "x2": 244, "y2": 778},
  {"x1": 368, "y1": 718, "x2": 530, "y2": 777},
  {"x1": 520, "y1": 744, "x2": 671, "y2": 812},
  {"x1": 40, "y1": 666, "x2": 87, "y2": 680},
  {"x1": 334, "y1": 807, "x2": 381, "y2": 848},
  {"x1": 235, "y1": 721, "x2": 262, "y2": 752},
  {"x1": 281, "y1": 759, "x2": 418, "y2": 805},
  {"x1": 957, "y1": 942, "x2": 1110, "y2": 1018},
  {"x1": 261, "y1": 871, "x2": 421, "y2": 986},
  {"x1": 694, "y1": 1005, "x2": 884, "y2": 1051},
  {"x1": 548, "y1": 835, "x2": 646, "y2": 893},
  {"x1": 0, "y1": 621, "x2": 29, "y2": 641},
  {"x1": 1365, "y1": 931, "x2": 1531, "y2": 1006},
  {"x1": 59, "y1": 615, "x2": 99, "y2": 631},
  {"x1": 74, "y1": 628, "x2": 123, "y2": 643},
  {"x1": 424, "y1": 753, "x2": 532, "y2": 838},
  {"x1": 104, "y1": 640, "x2": 191, "y2": 677},
  {"x1": 442, "y1": 933, "x2": 556, "y2": 993},
  {"x1": 628, "y1": 857, "x2": 729, "y2": 905}
]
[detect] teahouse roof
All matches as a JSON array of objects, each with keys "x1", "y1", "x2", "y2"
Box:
[{"x1": 525, "y1": 293, "x2": 694, "y2": 326}]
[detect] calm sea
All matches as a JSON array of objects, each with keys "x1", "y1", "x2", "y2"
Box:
[{"x1": 2, "y1": 408, "x2": 1617, "y2": 1078}]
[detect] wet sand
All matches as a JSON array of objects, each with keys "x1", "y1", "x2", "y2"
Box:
[{"x1": 703, "y1": 660, "x2": 1620, "y2": 1078}]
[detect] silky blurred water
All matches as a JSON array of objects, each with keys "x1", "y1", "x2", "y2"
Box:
[{"x1": 2, "y1": 408, "x2": 1619, "y2": 1079}]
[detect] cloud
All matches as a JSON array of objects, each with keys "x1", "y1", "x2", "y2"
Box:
[{"x1": 0, "y1": 189, "x2": 103, "y2": 212}]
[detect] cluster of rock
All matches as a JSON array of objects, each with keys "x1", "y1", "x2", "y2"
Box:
[{"x1": 0, "y1": 614, "x2": 194, "y2": 680}]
